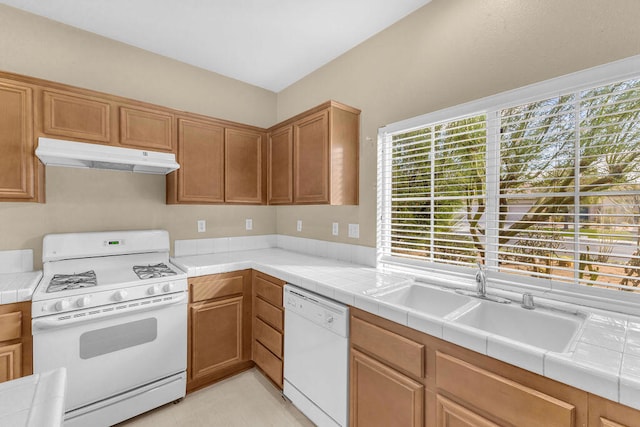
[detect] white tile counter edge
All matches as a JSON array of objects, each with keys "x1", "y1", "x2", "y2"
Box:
[
  {"x1": 0, "y1": 367, "x2": 66, "y2": 427},
  {"x1": 171, "y1": 247, "x2": 640, "y2": 411}
]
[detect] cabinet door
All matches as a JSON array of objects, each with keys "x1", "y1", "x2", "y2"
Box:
[
  {"x1": 436, "y1": 394, "x2": 499, "y2": 427},
  {"x1": 225, "y1": 128, "x2": 264, "y2": 204},
  {"x1": 350, "y1": 349, "x2": 423, "y2": 427},
  {"x1": 190, "y1": 296, "x2": 243, "y2": 381},
  {"x1": 436, "y1": 352, "x2": 575, "y2": 427},
  {"x1": 0, "y1": 80, "x2": 37, "y2": 201},
  {"x1": 42, "y1": 89, "x2": 111, "y2": 143},
  {"x1": 267, "y1": 126, "x2": 293, "y2": 204},
  {"x1": 0, "y1": 342, "x2": 22, "y2": 383},
  {"x1": 176, "y1": 118, "x2": 225, "y2": 203},
  {"x1": 119, "y1": 105, "x2": 174, "y2": 152},
  {"x1": 293, "y1": 109, "x2": 330, "y2": 204}
]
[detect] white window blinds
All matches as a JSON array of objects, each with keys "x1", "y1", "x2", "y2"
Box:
[{"x1": 379, "y1": 57, "x2": 640, "y2": 294}]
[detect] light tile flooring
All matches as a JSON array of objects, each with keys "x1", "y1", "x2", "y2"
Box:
[{"x1": 117, "y1": 369, "x2": 315, "y2": 427}]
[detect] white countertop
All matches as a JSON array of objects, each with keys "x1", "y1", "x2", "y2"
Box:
[
  {"x1": 0, "y1": 368, "x2": 66, "y2": 426},
  {"x1": 172, "y1": 248, "x2": 640, "y2": 411},
  {"x1": 0, "y1": 271, "x2": 42, "y2": 304}
]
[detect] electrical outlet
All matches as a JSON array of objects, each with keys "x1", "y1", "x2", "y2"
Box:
[
  {"x1": 245, "y1": 218, "x2": 253, "y2": 230},
  {"x1": 197, "y1": 220, "x2": 206, "y2": 233},
  {"x1": 332, "y1": 222, "x2": 339, "y2": 236},
  {"x1": 348, "y1": 223, "x2": 359, "y2": 239},
  {"x1": 297, "y1": 220, "x2": 303, "y2": 232}
]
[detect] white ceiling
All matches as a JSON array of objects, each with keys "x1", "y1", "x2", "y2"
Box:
[{"x1": 0, "y1": 0, "x2": 431, "y2": 92}]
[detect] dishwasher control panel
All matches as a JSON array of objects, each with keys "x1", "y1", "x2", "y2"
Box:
[{"x1": 284, "y1": 285, "x2": 348, "y2": 337}]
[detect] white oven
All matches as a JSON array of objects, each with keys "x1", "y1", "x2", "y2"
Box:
[{"x1": 31, "y1": 230, "x2": 189, "y2": 426}]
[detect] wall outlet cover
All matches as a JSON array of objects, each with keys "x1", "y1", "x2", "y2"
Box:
[
  {"x1": 332, "y1": 222, "x2": 339, "y2": 236},
  {"x1": 348, "y1": 223, "x2": 359, "y2": 239},
  {"x1": 197, "y1": 220, "x2": 206, "y2": 233},
  {"x1": 297, "y1": 220, "x2": 303, "y2": 232},
  {"x1": 245, "y1": 218, "x2": 253, "y2": 230}
]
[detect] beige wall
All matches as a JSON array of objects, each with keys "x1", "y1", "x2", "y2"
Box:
[
  {"x1": 276, "y1": 0, "x2": 640, "y2": 247},
  {"x1": 2, "y1": 1, "x2": 640, "y2": 265},
  {"x1": 0, "y1": 5, "x2": 278, "y2": 267}
]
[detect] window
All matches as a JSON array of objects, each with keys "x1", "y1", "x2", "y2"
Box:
[{"x1": 379, "y1": 56, "x2": 640, "y2": 295}]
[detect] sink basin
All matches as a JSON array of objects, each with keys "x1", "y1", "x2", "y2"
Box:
[
  {"x1": 371, "y1": 283, "x2": 474, "y2": 317},
  {"x1": 451, "y1": 301, "x2": 584, "y2": 352}
]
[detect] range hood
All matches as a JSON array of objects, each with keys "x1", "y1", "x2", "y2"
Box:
[{"x1": 35, "y1": 138, "x2": 180, "y2": 175}]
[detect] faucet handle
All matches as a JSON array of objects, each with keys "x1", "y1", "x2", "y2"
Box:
[{"x1": 521, "y1": 293, "x2": 535, "y2": 309}]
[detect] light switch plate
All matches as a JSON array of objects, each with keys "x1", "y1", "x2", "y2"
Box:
[
  {"x1": 348, "y1": 223, "x2": 359, "y2": 239},
  {"x1": 197, "y1": 220, "x2": 206, "y2": 233},
  {"x1": 332, "y1": 222, "x2": 339, "y2": 236},
  {"x1": 297, "y1": 220, "x2": 303, "y2": 232},
  {"x1": 245, "y1": 218, "x2": 253, "y2": 230}
]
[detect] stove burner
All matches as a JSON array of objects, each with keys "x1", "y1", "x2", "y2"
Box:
[
  {"x1": 47, "y1": 270, "x2": 97, "y2": 293},
  {"x1": 133, "y1": 263, "x2": 177, "y2": 280}
]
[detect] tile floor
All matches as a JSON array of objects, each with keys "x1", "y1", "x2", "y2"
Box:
[{"x1": 117, "y1": 369, "x2": 314, "y2": 427}]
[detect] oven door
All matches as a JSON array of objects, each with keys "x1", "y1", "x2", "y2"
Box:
[{"x1": 32, "y1": 293, "x2": 187, "y2": 412}]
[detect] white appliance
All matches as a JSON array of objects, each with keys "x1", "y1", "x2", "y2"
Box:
[
  {"x1": 31, "y1": 230, "x2": 188, "y2": 427},
  {"x1": 36, "y1": 137, "x2": 180, "y2": 174},
  {"x1": 283, "y1": 285, "x2": 349, "y2": 427}
]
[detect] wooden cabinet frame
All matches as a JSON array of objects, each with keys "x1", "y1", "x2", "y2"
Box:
[{"x1": 0, "y1": 302, "x2": 32, "y2": 384}]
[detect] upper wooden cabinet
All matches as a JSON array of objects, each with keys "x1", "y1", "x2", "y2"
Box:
[
  {"x1": 268, "y1": 100, "x2": 360, "y2": 205},
  {"x1": 119, "y1": 105, "x2": 174, "y2": 152},
  {"x1": 0, "y1": 79, "x2": 42, "y2": 202},
  {"x1": 167, "y1": 117, "x2": 266, "y2": 205},
  {"x1": 267, "y1": 126, "x2": 293, "y2": 205},
  {"x1": 225, "y1": 128, "x2": 265, "y2": 204},
  {"x1": 167, "y1": 118, "x2": 225, "y2": 204},
  {"x1": 41, "y1": 89, "x2": 113, "y2": 144}
]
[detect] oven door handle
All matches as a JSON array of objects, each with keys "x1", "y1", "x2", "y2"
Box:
[{"x1": 32, "y1": 293, "x2": 187, "y2": 332}]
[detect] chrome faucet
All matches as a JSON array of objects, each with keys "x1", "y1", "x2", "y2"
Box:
[{"x1": 475, "y1": 262, "x2": 486, "y2": 297}]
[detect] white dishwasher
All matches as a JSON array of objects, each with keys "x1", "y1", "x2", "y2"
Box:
[{"x1": 284, "y1": 285, "x2": 349, "y2": 427}]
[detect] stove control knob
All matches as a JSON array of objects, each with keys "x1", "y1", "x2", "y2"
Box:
[
  {"x1": 55, "y1": 300, "x2": 70, "y2": 312},
  {"x1": 113, "y1": 290, "x2": 128, "y2": 301},
  {"x1": 148, "y1": 285, "x2": 160, "y2": 295},
  {"x1": 76, "y1": 296, "x2": 91, "y2": 308},
  {"x1": 163, "y1": 283, "x2": 175, "y2": 293}
]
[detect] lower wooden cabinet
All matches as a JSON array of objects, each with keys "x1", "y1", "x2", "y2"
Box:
[
  {"x1": 0, "y1": 302, "x2": 32, "y2": 383},
  {"x1": 251, "y1": 271, "x2": 285, "y2": 388},
  {"x1": 436, "y1": 394, "x2": 499, "y2": 427},
  {"x1": 350, "y1": 348, "x2": 424, "y2": 427},
  {"x1": 187, "y1": 270, "x2": 252, "y2": 392},
  {"x1": 349, "y1": 308, "x2": 591, "y2": 427},
  {"x1": 436, "y1": 352, "x2": 575, "y2": 427},
  {"x1": 588, "y1": 394, "x2": 637, "y2": 427}
]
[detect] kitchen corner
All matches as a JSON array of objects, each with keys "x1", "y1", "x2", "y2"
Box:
[{"x1": 171, "y1": 235, "x2": 640, "y2": 413}]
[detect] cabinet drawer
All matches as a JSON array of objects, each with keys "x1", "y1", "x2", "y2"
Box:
[
  {"x1": 190, "y1": 274, "x2": 244, "y2": 303},
  {"x1": 436, "y1": 352, "x2": 575, "y2": 427},
  {"x1": 255, "y1": 296, "x2": 283, "y2": 331},
  {"x1": 351, "y1": 316, "x2": 424, "y2": 379},
  {"x1": 254, "y1": 275, "x2": 283, "y2": 307},
  {"x1": 254, "y1": 317, "x2": 282, "y2": 358},
  {"x1": 0, "y1": 312, "x2": 21, "y2": 342},
  {"x1": 253, "y1": 340, "x2": 282, "y2": 388}
]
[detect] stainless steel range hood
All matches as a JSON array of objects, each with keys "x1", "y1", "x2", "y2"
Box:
[{"x1": 35, "y1": 138, "x2": 180, "y2": 175}]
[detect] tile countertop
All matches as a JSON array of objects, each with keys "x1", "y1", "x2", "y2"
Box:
[
  {"x1": 172, "y1": 248, "x2": 640, "y2": 411},
  {"x1": 0, "y1": 249, "x2": 41, "y2": 304},
  {"x1": 0, "y1": 368, "x2": 66, "y2": 426},
  {"x1": 0, "y1": 271, "x2": 42, "y2": 304}
]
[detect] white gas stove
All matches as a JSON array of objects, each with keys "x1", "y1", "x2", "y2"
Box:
[{"x1": 32, "y1": 230, "x2": 188, "y2": 427}]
